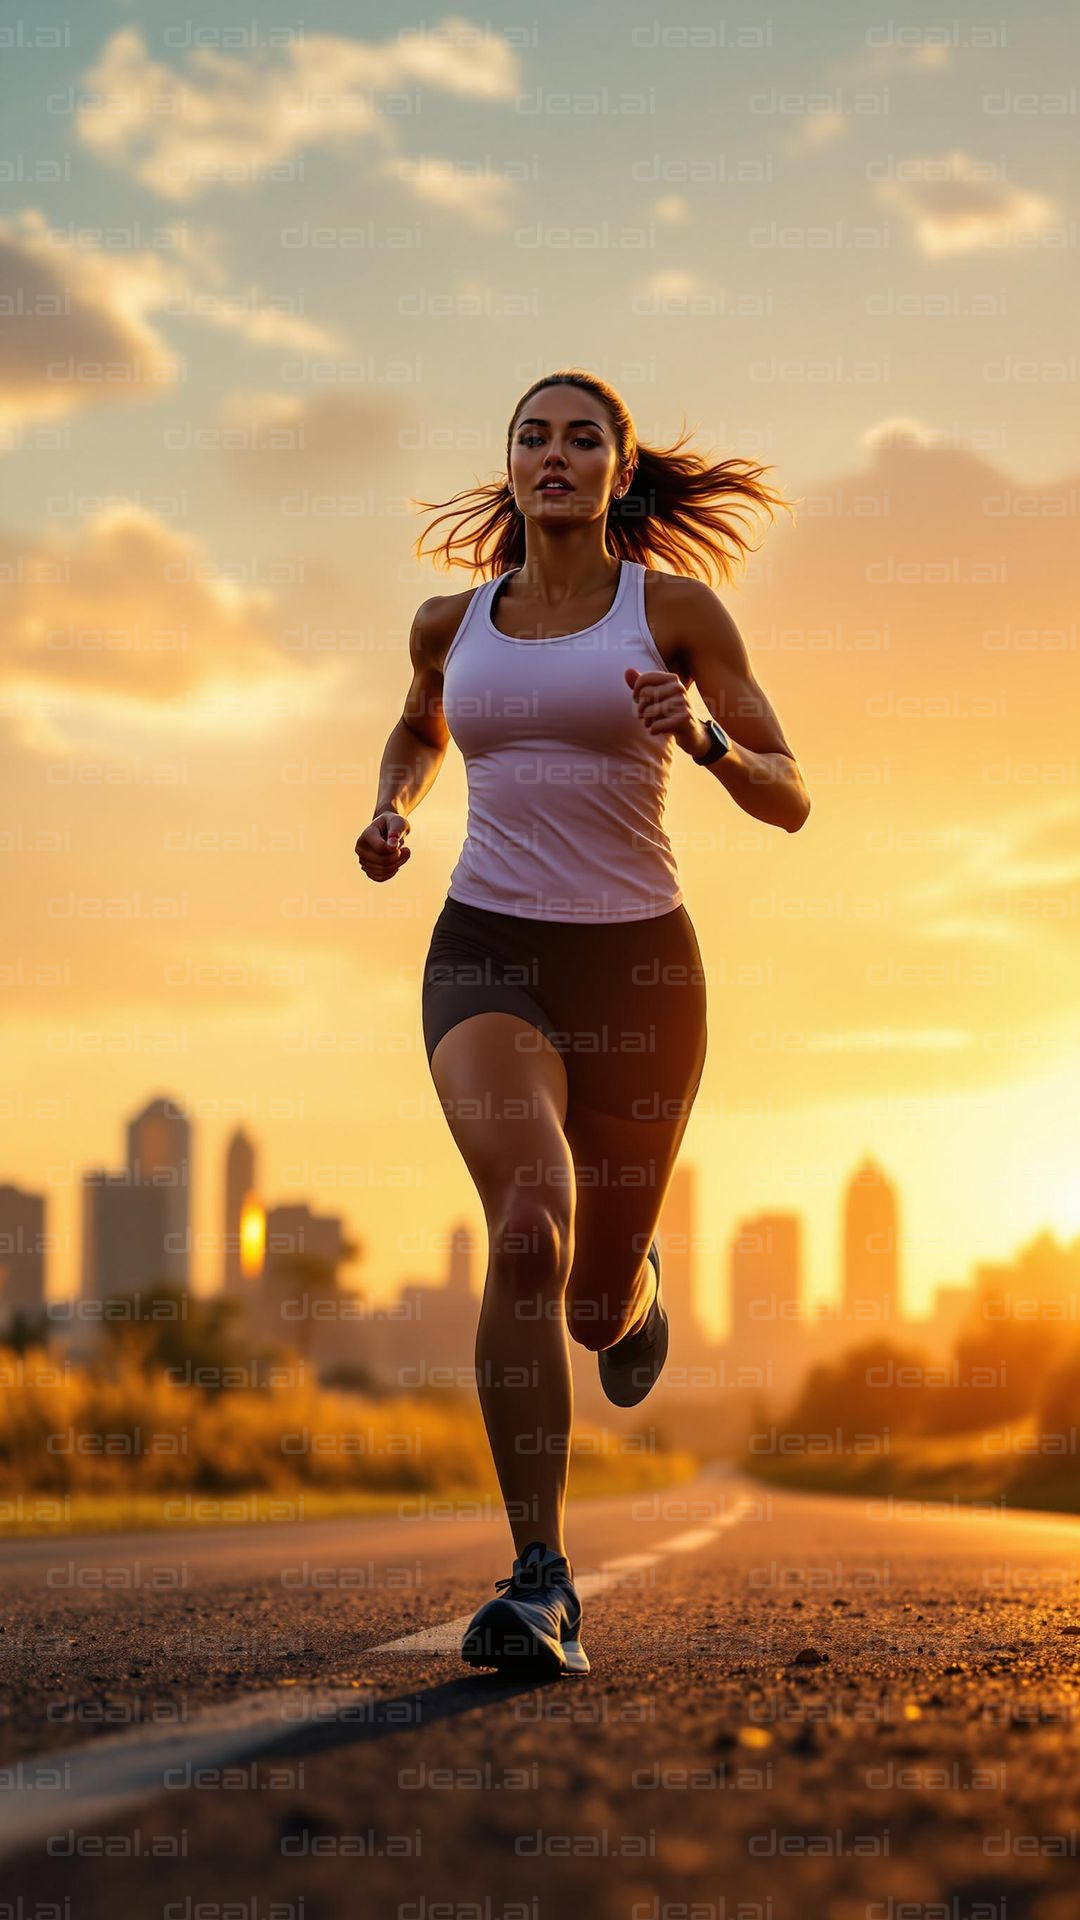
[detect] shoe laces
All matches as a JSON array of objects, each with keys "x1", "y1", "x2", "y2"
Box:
[{"x1": 494, "y1": 1543, "x2": 571, "y2": 1598}]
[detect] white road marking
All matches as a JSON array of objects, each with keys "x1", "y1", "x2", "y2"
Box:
[
  {"x1": 374, "y1": 1502, "x2": 757, "y2": 1653},
  {"x1": 0, "y1": 1499, "x2": 756, "y2": 1862},
  {"x1": 0, "y1": 1689, "x2": 363, "y2": 1864}
]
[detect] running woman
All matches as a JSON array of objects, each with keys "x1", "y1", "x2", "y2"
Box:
[{"x1": 355, "y1": 371, "x2": 808, "y2": 1679}]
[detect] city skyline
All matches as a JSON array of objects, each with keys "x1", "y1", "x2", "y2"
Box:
[{"x1": 4, "y1": 1088, "x2": 1076, "y2": 1360}]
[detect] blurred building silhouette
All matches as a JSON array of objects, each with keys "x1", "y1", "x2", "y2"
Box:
[
  {"x1": 917, "y1": 1280, "x2": 973, "y2": 1355},
  {"x1": 656, "y1": 1165, "x2": 707, "y2": 1371},
  {"x1": 0, "y1": 1183, "x2": 46, "y2": 1328},
  {"x1": 78, "y1": 1093, "x2": 191, "y2": 1301},
  {"x1": 725, "y1": 1211, "x2": 804, "y2": 1393},
  {"x1": 255, "y1": 1201, "x2": 360, "y2": 1367},
  {"x1": 126, "y1": 1096, "x2": 191, "y2": 1288},
  {"x1": 80, "y1": 1172, "x2": 172, "y2": 1301},
  {"x1": 841, "y1": 1156, "x2": 899, "y2": 1345},
  {"x1": 446, "y1": 1218, "x2": 474, "y2": 1301},
  {"x1": 974, "y1": 1232, "x2": 1076, "y2": 1318},
  {"x1": 222, "y1": 1126, "x2": 258, "y2": 1297},
  {"x1": 365, "y1": 1219, "x2": 480, "y2": 1390}
]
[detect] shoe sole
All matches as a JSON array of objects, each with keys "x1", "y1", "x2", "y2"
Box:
[
  {"x1": 598, "y1": 1244, "x2": 668, "y2": 1408},
  {"x1": 460, "y1": 1599, "x2": 591, "y2": 1678},
  {"x1": 599, "y1": 1310, "x2": 668, "y2": 1406}
]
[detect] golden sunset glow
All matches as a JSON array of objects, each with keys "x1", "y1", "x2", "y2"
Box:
[
  {"x1": 239, "y1": 1196, "x2": 266, "y2": 1280},
  {"x1": 2, "y1": 5, "x2": 1077, "y2": 1350}
]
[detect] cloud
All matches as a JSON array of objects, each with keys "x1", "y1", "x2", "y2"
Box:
[
  {"x1": 782, "y1": 36, "x2": 954, "y2": 151},
  {"x1": 643, "y1": 270, "x2": 703, "y2": 298},
  {"x1": 0, "y1": 507, "x2": 334, "y2": 742},
  {"x1": 788, "y1": 112, "x2": 849, "y2": 154},
  {"x1": 874, "y1": 153, "x2": 1058, "y2": 255},
  {"x1": 0, "y1": 208, "x2": 347, "y2": 439},
  {"x1": 651, "y1": 195, "x2": 691, "y2": 224},
  {"x1": 166, "y1": 286, "x2": 350, "y2": 355},
  {"x1": 0, "y1": 209, "x2": 182, "y2": 432},
  {"x1": 864, "y1": 416, "x2": 954, "y2": 452},
  {"x1": 212, "y1": 388, "x2": 414, "y2": 489},
  {"x1": 825, "y1": 37, "x2": 955, "y2": 81},
  {"x1": 900, "y1": 800, "x2": 1080, "y2": 950},
  {"x1": 75, "y1": 23, "x2": 521, "y2": 204},
  {"x1": 375, "y1": 154, "x2": 516, "y2": 228}
]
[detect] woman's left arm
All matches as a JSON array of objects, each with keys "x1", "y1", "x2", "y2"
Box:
[{"x1": 627, "y1": 577, "x2": 811, "y2": 833}]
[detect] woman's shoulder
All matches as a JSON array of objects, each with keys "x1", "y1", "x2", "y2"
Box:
[
  {"x1": 641, "y1": 566, "x2": 714, "y2": 683},
  {"x1": 414, "y1": 580, "x2": 490, "y2": 672}
]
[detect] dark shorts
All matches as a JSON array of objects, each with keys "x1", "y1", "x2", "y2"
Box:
[{"x1": 421, "y1": 894, "x2": 708, "y2": 1122}]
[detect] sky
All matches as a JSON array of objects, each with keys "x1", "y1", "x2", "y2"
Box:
[{"x1": 2, "y1": 0, "x2": 1079, "y2": 1336}]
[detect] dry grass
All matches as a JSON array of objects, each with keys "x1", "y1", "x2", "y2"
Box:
[
  {"x1": 0, "y1": 1350, "x2": 699, "y2": 1535},
  {"x1": 740, "y1": 1416, "x2": 1080, "y2": 1514}
]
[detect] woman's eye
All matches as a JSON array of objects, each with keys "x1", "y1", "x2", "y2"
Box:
[{"x1": 518, "y1": 435, "x2": 598, "y2": 448}]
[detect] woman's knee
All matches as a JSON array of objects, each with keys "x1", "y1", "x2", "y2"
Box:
[{"x1": 487, "y1": 1189, "x2": 572, "y2": 1300}]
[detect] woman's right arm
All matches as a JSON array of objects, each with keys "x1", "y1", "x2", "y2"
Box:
[{"x1": 354, "y1": 593, "x2": 464, "y2": 883}]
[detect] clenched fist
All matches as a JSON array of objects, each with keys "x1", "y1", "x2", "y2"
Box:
[
  {"x1": 355, "y1": 810, "x2": 411, "y2": 882},
  {"x1": 625, "y1": 666, "x2": 709, "y2": 759}
]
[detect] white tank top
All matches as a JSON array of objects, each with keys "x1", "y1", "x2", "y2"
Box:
[{"x1": 440, "y1": 559, "x2": 684, "y2": 922}]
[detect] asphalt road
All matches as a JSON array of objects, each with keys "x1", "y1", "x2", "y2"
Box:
[{"x1": 3, "y1": 1463, "x2": 1080, "y2": 1920}]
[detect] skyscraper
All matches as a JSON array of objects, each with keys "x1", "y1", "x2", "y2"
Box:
[
  {"x1": 729, "y1": 1211, "x2": 802, "y2": 1355},
  {"x1": 445, "y1": 1217, "x2": 477, "y2": 1300},
  {"x1": 842, "y1": 1156, "x2": 899, "y2": 1339},
  {"x1": 0, "y1": 1184, "x2": 46, "y2": 1325},
  {"x1": 256, "y1": 1202, "x2": 359, "y2": 1364},
  {"x1": 126, "y1": 1096, "x2": 191, "y2": 1288},
  {"x1": 222, "y1": 1127, "x2": 258, "y2": 1296},
  {"x1": 80, "y1": 1171, "x2": 173, "y2": 1301}
]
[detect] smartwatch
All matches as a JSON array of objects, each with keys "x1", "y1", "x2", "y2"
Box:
[{"x1": 692, "y1": 718, "x2": 731, "y2": 765}]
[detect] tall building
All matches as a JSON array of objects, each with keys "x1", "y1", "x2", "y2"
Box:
[
  {"x1": 126, "y1": 1096, "x2": 191, "y2": 1288},
  {"x1": 222, "y1": 1127, "x2": 258, "y2": 1296},
  {"x1": 841, "y1": 1156, "x2": 899, "y2": 1340},
  {"x1": 256, "y1": 1203, "x2": 360, "y2": 1365},
  {"x1": 922, "y1": 1281, "x2": 973, "y2": 1355},
  {"x1": 729, "y1": 1212, "x2": 802, "y2": 1353},
  {"x1": 446, "y1": 1218, "x2": 476, "y2": 1301},
  {"x1": 80, "y1": 1171, "x2": 173, "y2": 1301},
  {"x1": 0, "y1": 1184, "x2": 46, "y2": 1325},
  {"x1": 382, "y1": 1220, "x2": 483, "y2": 1387}
]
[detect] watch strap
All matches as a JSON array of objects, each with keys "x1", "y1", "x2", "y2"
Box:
[{"x1": 694, "y1": 719, "x2": 730, "y2": 765}]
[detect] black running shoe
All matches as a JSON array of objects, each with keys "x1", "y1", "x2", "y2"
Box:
[
  {"x1": 460, "y1": 1541, "x2": 590, "y2": 1678},
  {"x1": 598, "y1": 1238, "x2": 668, "y2": 1408}
]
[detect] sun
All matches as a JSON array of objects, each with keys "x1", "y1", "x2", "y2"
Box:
[{"x1": 1053, "y1": 1177, "x2": 1080, "y2": 1240}]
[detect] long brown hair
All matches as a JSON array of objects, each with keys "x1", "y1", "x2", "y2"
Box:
[{"x1": 411, "y1": 369, "x2": 798, "y2": 584}]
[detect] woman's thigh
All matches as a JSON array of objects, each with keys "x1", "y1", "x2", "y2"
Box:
[
  {"x1": 551, "y1": 907, "x2": 708, "y2": 1345},
  {"x1": 535, "y1": 905, "x2": 707, "y2": 1122},
  {"x1": 428, "y1": 1011, "x2": 576, "y2": 1248}
]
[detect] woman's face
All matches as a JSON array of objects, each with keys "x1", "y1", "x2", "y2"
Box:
[{"x1": 507, "y1": 387, "x2": 631, "y2": 525}]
